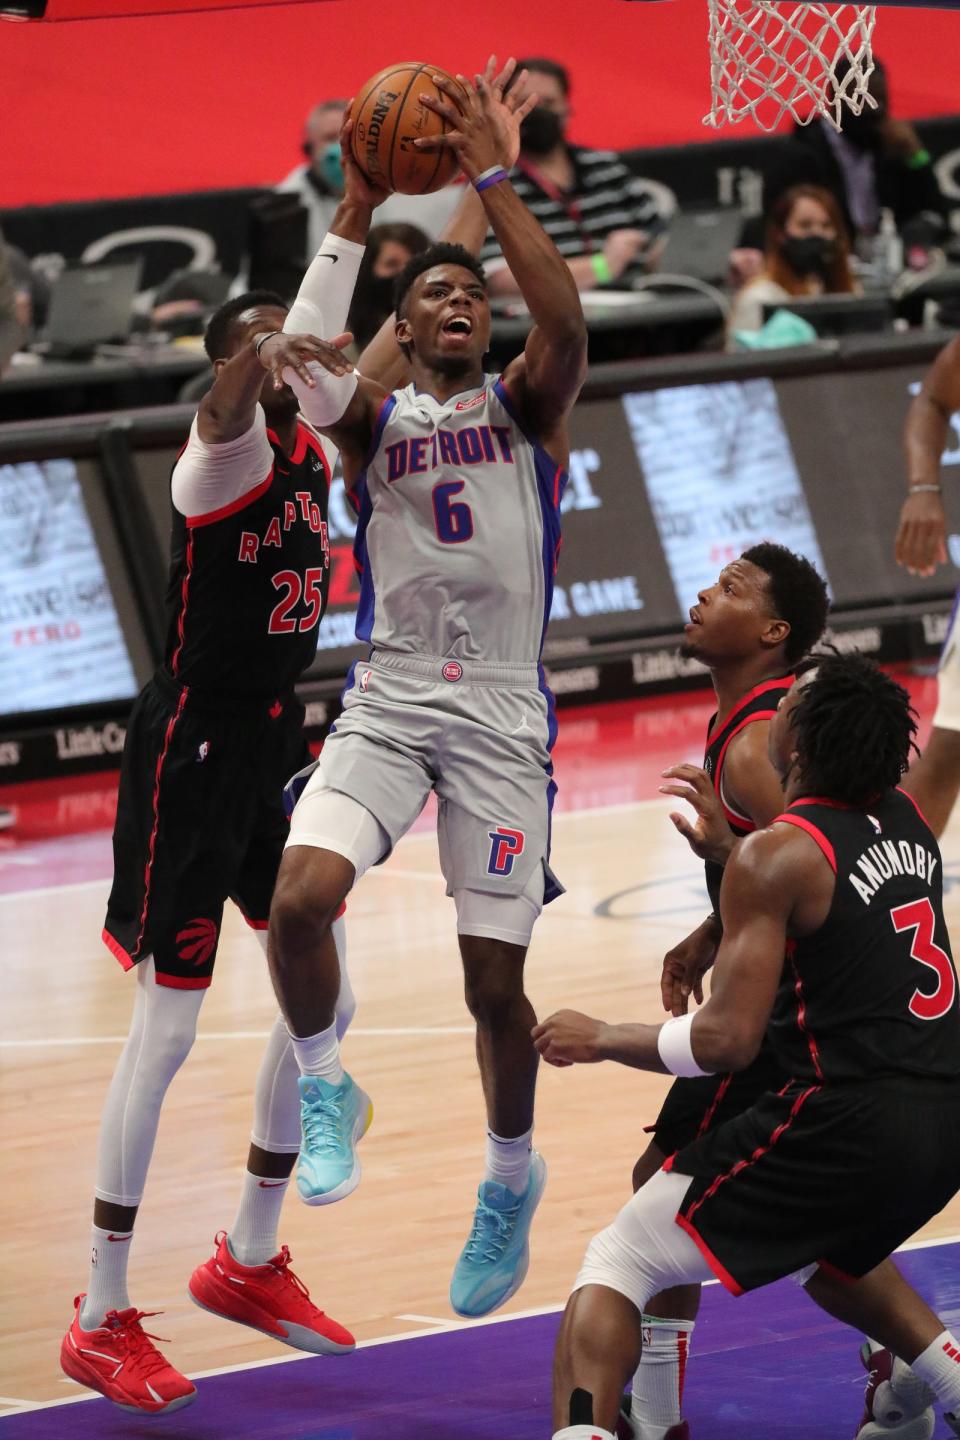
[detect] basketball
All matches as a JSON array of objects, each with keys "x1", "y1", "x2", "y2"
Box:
[{"x1": 350, "y1": 62, "x2": 468, "y2": 196}]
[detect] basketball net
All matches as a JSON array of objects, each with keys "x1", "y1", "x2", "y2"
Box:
[{"x1": 705, "y1": 0, "x2": 878, "y2": 131}]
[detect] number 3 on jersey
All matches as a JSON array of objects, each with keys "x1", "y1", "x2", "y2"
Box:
[
  {"x1": 268, "y1": 569, "x2": 325, "y2": 634},
  {"x1": 891, "y1": 897, "x2": 957, "y2": 1020}
]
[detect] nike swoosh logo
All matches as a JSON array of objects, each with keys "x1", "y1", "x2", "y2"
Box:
[
  {"x1": 107, "y1": 1233, "x2": 132, "y2": 1242},
  {"x1": 317, "y1": 253, "x2": 338, "y2": 264},
  {"x1": 258, "y1": 1180, "x2": 287, "y2": 1188}
]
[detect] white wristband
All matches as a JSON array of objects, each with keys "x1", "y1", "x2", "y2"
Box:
[{"x1": 656, "y1": 1014, "x2": 714, "y2": 1078}]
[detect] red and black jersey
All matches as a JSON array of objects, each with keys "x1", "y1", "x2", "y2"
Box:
[
  {"x1": 769, "y1": 787, "x2": 960, "y2": 1083},
  {"x1": 703, "y1": 675, "x2": 794, "y2": 912},
  {"x1": 163, "y1": 421, "x2": 331, "y2": 699}
]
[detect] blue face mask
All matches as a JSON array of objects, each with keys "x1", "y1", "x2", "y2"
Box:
[{"x1": 318, "y1": 141, "x2": 344, "y2": 193}]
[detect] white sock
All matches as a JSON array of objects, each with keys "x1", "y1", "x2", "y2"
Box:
[
  {"x1": 227, "y1": 1171, "x2": 290, "y2": 1267},
  {"x1": 80, "y1": 1225, "x2": 133, "y2": 1329},
  {"x1": 630, "y1": 1316, "x2": 695, "y2": 1435},
  {"x1": 553, "y1": 1428, "x2": 616, "y2": 1440},
  {"x1": 289, "y1": 1020, "x2": 343, "y2": 1083},
  {"x1": 864, "y1": 1338, "x2": 935, "y2": 1420},
  {"x1": 484, "y1": 1127, "x2": 532, "y2": 1195},
  {"x1": 908, "y1": 1331, "x2": 960, "y2": 1413}
]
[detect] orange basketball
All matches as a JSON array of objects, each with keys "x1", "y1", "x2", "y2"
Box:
[{"x1": 350, "y1": 62, "x2": 468, "y2": 196}]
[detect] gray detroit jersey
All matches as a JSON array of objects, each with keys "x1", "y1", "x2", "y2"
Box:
[{"x1": 350, "y1": 375, "x2": 565, "y2": 664}]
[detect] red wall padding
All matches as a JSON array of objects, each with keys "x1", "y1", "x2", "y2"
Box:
[{"x1": 2, "y1": 0, "x2": 959, "y2": 207}]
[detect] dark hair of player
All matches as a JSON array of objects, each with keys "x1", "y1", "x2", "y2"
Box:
[
  {"x1": 392, "y1": 244, "x2": 487, "y2": 322},
  {"x1": 509, "y1": 57, "x2": 571, "y2": 96},
  {"x1": 742, "y1": 541, "x2": 830, "y2": 664},
  {"x1": 789, "y1": 652, "x2": 917, "y2": 806},
  {"x1": 203, "y1": 290, "x2": 288, "y2": 362}
]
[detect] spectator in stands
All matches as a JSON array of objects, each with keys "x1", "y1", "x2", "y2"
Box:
[
  {"x1": 728, "y1": 184, "x2": 856, "y2": 336},
  {"x1": 736, "y1": 58, "x2": 947, "y2": 274},
  {"x1": 346, "y1": 221, "x2": 429, "y2": 355},
  {"x1": 0, "y1": 228, "x2": 25, "y2": 374},
  {"x1": 277, "y1": 98, "x2": 463, "y2": 256},
  {"x1": 483, "y1": 58, "x2": 658, "y2": 296}
]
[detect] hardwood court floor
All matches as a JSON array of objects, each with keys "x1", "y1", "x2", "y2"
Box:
[{"x1": 2, "y1": 676, "x2": 960, "y2": 1408}]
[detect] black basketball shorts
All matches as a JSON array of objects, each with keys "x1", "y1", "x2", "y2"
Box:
[
  {"x1": 666, "y1": 1075, "x2": 960, "y2": 1294},
  {"x1": 102, "y1": 671, "x2": 310, "y2": 989},
  {"x1": 649, "y1": 1038, "x2": 786, "y2": 1156}
]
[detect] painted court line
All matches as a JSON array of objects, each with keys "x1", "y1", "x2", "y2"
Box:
[
  {"x1": 0, "y1": 798, "x2": 677, "y2": 905},
  {"x1": 0, "y1": 1026, "x2": 475, "y2": 1050}
]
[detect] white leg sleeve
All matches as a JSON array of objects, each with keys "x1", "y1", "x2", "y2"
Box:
[
  {"x1": 285, "y1": 772, "x2": 389, "y2": 881},
  {"x1": 249, "y1": 916, "x2": 354, "y2": 1153},
  {"x1": 93, "y1": 957, "x2": 204, "y2": 1208},
  {"x1": 573, "y1": 1170, "x2": 716, "y2": 1315}
]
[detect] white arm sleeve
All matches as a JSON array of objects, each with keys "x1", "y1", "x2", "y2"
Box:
[
  {"x1": 170, "y1": 408, "x2": 274, "y2": 519},
  {"x1": 282, "y1": 362, "x2": 359, "y2": 429},
  {"x1": 283, "y1": 231, "x2": 365, "y2": 340}
]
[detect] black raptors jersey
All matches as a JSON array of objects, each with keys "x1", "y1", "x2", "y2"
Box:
[
  {"x1": 164, "y1": 421, "x2": 331, "y2": 698},
  {"x1": 770, "y1": 788, "x2": 960, "y2": 1083},
  {"x1": 703, "y1": 676, "x2": 794, "y2": 911}
]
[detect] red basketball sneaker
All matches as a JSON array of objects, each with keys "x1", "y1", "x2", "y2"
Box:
[
  {"x1": 188, "y1": 1231, "x2": 355, "y2": 1355},
  {"x1": 60, "y1": 1296, "x2": 197, "y2": 1414},
  {"x1": 855, "y1": 1343, "x2": 935, "y2": 1440}
]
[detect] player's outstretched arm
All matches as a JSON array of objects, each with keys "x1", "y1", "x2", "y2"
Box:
[
  {"x1": 357, "y1": 56, "x2": 536, "y2": 391},
  {"x1": 533, "y1": 826, "x2": 803, "y2": 1075},
  {"x1": 256, "y1": 331, "x2": 385, "y2": 480},
  {"x1": 898, "y1": 336, "x2": 960, "y2": 576},
  {"x1": 419, "y1": 71, "x2": 587, "y2": 454}
]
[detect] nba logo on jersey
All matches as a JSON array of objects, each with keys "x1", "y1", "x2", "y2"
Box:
[
  {"x1": 487, "y1": 826, "x2": 525, "y2": 877},
  {"x1": 359, "y1": 669, "x2": 372, "y2": 693},
  {"x1": 868, "y1": 814, "x2": 882, "y2": 835},
  {"x1": 197, "y1": 740, "x2": 210, "y2": 763}
]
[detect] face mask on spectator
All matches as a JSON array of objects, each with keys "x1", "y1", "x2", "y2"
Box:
[
  {"x1": 316, "y1": 141, "x2": 344, "y2": 192},
  {"x1": 520, "y1": 107, "x2": 564, "y2": 156},
  {"x1": 780, "y1": 233, "x2": 835, "y2": 277}
]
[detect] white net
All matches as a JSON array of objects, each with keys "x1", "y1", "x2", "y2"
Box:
[{"x1": 705, "y1": 0, "x2": 878, "y2": 132}]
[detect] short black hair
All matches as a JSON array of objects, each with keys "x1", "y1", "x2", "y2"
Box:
[
  {"x1": 742, "y1": 542, "x2": 830, "y2": 664},
  {"x1": 511, "y1": 57, "x2": 571, "y2": 96},
  {"x1": 203, "y1": 290, "x2": 287, "y2": 362},
  {"x1": 789, "y1": 652, "x2": 917, "y2": 806},
  {"x1": 393, "y1": 243, "x2": 487, "y2": 320}
]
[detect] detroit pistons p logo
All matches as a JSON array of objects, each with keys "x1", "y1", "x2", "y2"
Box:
[{"x1": 487, "y1": 826, "x2": 525, "y2": 878}]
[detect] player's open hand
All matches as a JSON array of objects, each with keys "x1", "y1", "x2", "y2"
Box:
[
  {"x1": 661, "y1": 914, "x2": 721, "y2": 1017},
  {"x1": 895, "y1": 488, "x2": 948, "y2": 576},
  {"x1": 255, "y1": 331, "x2": 353, "y2": 391},
  {"x1": 416, "y1": 60, "x2": 536, "y2": 183},
  {"x1": 532, "y1": 1009, "x2": 609, "y2": 1067},
  {"x1": 660, "y1": 763, "x2": 736, "y2": 864},
  {"x1": 339, "y1": 103, "x2": 391, "y2": 209}
]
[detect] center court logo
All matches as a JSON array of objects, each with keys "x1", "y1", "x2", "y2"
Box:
[
  {"x1": 176, "y1": 918, "x2": 219, "y2": 968},
  {"x1": 442, "y1": 660, "x2": 463, "y2": 683}
]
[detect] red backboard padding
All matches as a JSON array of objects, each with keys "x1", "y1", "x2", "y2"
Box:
[{"x1": 1, "y1": 0, "x2": 958, "y2": 207}]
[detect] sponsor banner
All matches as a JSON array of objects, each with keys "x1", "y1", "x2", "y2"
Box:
[{"x1": 0, "y1": 607, "x2": 943, "y2": 783}]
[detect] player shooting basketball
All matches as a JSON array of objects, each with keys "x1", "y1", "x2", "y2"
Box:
[
  {"x1": 61, "y1": 60, "x2": 537, "y2": 1413},
  {"x1": 254, "y1": 68, "x2": 587, "y2": 1319}
]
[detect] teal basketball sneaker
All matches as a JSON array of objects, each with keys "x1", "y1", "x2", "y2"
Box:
[
  {"x1": 296, "y1": 1073, "x2": 373, "y2": 1206},
  {"x1": 449, "y1": 1150, "x2": 547, "y2": 1317}
]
